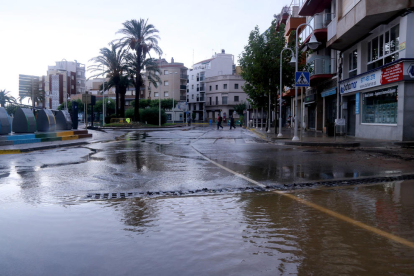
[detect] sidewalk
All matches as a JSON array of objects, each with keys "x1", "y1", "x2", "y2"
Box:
[{"x1": 249, "y1": 127, "x2": 414, "y2": 148}]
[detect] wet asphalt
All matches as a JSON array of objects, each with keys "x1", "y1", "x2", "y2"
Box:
[{"x1": 1, "y1": 125, "x2": 414, "y2": 275}]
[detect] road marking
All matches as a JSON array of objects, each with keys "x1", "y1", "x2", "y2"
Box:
[{"x1": 191, "y1": 146, "x2": 414, "y2": 249}]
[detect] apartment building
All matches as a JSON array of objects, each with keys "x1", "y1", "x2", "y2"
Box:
[
  {"x1": 144, "y1": 58, "x2": 188, "y2": 122},
  {"x1": 205, "y1": 74, "x2": 246, "y2": 122},
  {"x1": 44, "y1": 60, "x2": 86, "y2": 109},
  {"x1": 325, "y1": 0, "x2": 414, "y2": 141},
  {"x1": 187, "y1": 50, "x2": 235, "y2": 121}
]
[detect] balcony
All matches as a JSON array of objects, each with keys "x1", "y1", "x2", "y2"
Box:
[
  {"x1": 180, "y1": 74, "x2": 188, "y2": 79},
  {"x1": 197, "y1": 97, "x2": 205, "y2": 102},
  {"x1": 299, "y1": 13, "x2": 328, "y2": 47},
  {"x1": 298, "y1": 0, "x2": 332, "y2": 16},
  {"x1": 327, "y1": 15, "x2": 337, "y2": 42},
  {"x1": 308, "y1": 58, "x2": 335, "y2": 84},
  {"x1": 180, "y1": 96, "x2": 186, "y2": 101},
  {"x1": 180, "y1": 85, "x2": 186, "y2": 90},
  {"x1": 199, "y1": 85, "x2": 205, "y2": 92},
  {"x1": 206, "y1": 100, "x2": 239, "y2": 106},
  {"x1": 200, "y1": 75, "x2": 205, "y2": 81}
]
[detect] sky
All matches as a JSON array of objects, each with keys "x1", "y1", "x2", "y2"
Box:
[{"x1": 0, "y1": 0, "x2": 286, "y2": 99}]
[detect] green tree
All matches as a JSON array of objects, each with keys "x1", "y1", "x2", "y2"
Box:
[
  {"x1": 234, "y1": 101, "x2": 246, "y2": 117},
  {"x1": 89, "y1": 43, "x2": 128, "y2": 117},
  {"x1": 116, "y1": 19, "x2": 162, "y2": 122},
  {"x1": 0, "y1": 89, "x2": 16, "y2": 107},
  {"x1": 18, "y1": 90, "x2": 45, "y2": 107},
  {"x1": 95, "y1": 98, "x2": 116, "y2": 115},
  {"x1": 239, "y1": 20, "x2": 299, "y2": 133},
  {"x1": 57, "y1": 99, "x2": 83, "y2": 112}
]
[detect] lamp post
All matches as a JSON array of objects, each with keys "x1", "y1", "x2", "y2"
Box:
[
  {"x1": 292, "y1": 23, "x2": 320, "y2": 141},
  {"x1": 267, "y1": 79, "x2": 271, "y2": 133},
  {"x1": 279, "y1": 48, "x2": 296, "y2": 137},
  {"x1": 61, "y1": 59, "x2": 67, "y2": 110},
  {"x1": 172, "y1": 71, "x2": 177, "y2": 123},
  {"x1": 99, "y1": 64, "x2": 105, "y2": 126}
]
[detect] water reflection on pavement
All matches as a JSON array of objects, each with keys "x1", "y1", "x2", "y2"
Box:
[{"x1": 1, "y1": 181, "x2": 414, "y2": 276}]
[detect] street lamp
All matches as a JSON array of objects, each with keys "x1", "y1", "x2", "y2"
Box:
[
  {"x1": 99, "y1": 64, "x2": 105, "y2": 126},
  {"x1": 172, "y1": 71, "x2": 178, "y2": 123},
  {"x1": 292, "y1": 23, "x2": 321, "y2": 141},
  {"x1": 279, "y1": 47, "x2": 296, "y2": 137}
]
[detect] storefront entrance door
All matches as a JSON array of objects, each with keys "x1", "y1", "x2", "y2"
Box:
[
  {"x1": 308, "y1": 105, "x2": 316, "y2": 129},
  {"x1": 347, "y1": 100, "x2": 356, "y2": 136}
]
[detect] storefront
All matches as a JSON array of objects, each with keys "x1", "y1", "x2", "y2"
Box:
[
  {"x1": 339, "y1": 60, "x2": 414, "y2": 141},
  {"x1": 304, "y1": 94, "x2": 316, "y2": 130},
  {"x1": 321, "y1": 88, "x2": 337, "y2": 132}
]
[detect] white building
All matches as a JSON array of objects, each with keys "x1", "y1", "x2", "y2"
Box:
[{"x1": 187, "y1": 50, "x2": 235, "y2": 121}]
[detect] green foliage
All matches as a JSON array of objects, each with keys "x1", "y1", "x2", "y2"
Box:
[
  {"x1": 234, "y1": 102, "x2": 246, "y2": 117},
  {"x1": 239, "y1": 21, "x2": 299, "y2": 108},
  {"x1": 0, "y1": 89, "x2": 16, "y2": 107},
  {"x1": 95, "y1": 98, "x2": 116, "y2": 114},
  {"x1": 57, "y1": 99, "x2": 83, "y2": 112},
  {"x1": 131, "y1": 99, "x2": 174, "y2": 110},
  {"x1": 125, "y1": 107, "x2": 134, "y2": 118},
  {"x1": 141, "y1": 107, "x2": 167, "y2": 125},
  {"x1": 5, "y1": 104, "x2": 18, "y2": 115}
]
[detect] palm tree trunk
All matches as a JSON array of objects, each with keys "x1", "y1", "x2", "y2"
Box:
[
  {"x1": 120, "y1": 87, "x2": 126, "y2": 118},
  {"x1": 134, "y1": 48, "x2": 142, "y2": 122},
  {"x1": 115, "y1": 88, "x2": 120, "y2": 116},
  {"x1": 274, "y1": 91, "x2": 278, "y2": 134}
]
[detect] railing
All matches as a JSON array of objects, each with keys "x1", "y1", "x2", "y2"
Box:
[
  {"x1": 206, "y1": 100, "x2": 240, "y2": 106},
  {"x1": 180, "y1": 74, "x2": 188, "y2": 79},
  {"x1": 199, "y1": 76, "x2": 205, "y2": 81},
  {"x1": 327, "y1": 15, "x2": 337, "y2": 41},
  {"x1": 299, "y1": 13, "x2": 326, "y2": 43},
  {"x1": 180, "y1": 96, "x2": 186, "y2": 100},
  {"x1": 308, "y1": 58, "x2": 337, "y2": 76},
  {"x1": 199, "y1": 86, "x2": 205, "y2": 92},
  {"x1": 180, "y1": 85, "x2": 186, "y2": 90},
  {"x1": 197, "y1": 97, "x2": 205, "y2": 102}
]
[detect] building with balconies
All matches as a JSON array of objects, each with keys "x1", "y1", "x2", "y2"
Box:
[
  {"x1": 187, "y1": 50, "x2": 235, "y2": 121},
  {"x1": 43, "y1": 60, "x2": 86, "y2": 109},
  {"x1": 144, "y1": 57, "x2": 188, "y2": 122},
  {"x1": 205, "y1": 75, "x2": 246, "y2": 122},
  {"x1": 324, "y1": 0, "x2": 414, "y2": 141}
]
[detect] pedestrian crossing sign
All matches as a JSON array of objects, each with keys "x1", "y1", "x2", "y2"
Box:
[{"x1": 295, "y1": 71, "x2": 310, "y2": 87}]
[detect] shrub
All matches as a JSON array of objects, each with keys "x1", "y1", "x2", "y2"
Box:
[
  {"x1": 141, "y1": 107, "x2": 167, "y2": 125},
  {"x1": 125, "y1": 108, "x2": 134, "y2": 118}
]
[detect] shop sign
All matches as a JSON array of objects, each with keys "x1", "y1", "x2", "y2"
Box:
[
  {"x1": 340, "y1": 63, "x2": 403, "y2": 94},
  {"x1": 355, "y1": 93, "x2": 360, "y2": 114},
  {"x1": 399, "y1": 42, "x2": 406, "y2": 51}
]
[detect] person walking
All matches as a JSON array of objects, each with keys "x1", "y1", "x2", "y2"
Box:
[
  {"x1": 229, "y1": 115, "x2": 236, "y2": 130},
  {"x1": 217, "y1": 115, "x2": 223, "y2": 130}
]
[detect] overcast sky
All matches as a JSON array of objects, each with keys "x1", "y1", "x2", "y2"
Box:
[{"x1": 0, "y1": 0, "x2": 285, "y2": 99}]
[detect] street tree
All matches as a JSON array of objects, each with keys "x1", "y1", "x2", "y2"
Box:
[
  {"x1": 89, "y1": 43, "x2": 128, "y2": 117},
  {"x1": 115, "y1": 19, "x2": 162, "y2": 122},
  {"x1": 0, "y1": 89, "x2": 16, "y2": 107}
]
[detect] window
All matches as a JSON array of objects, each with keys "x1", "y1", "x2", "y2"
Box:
[
  {"x1": 192, "y1": 94, "x2": 194, "y2": 99},
  {"x1": 362, "y1": 86, "x2": 398, "y2": 124},
  {"x1": 209, "y1": 97, "x2": 212, "y2": 105},
  {"x1": 234, "y1": 84, "x2": 239, "y2": 89},
  {"x1": 348, "y1": 49, "x2": 357, "y2": 77},
  {"x1": 222, "y1": 96, "x2": 228, "y2": 104},
  {"x1": 209, "y1": 86, "x2": 212, "y2": 91},
  {"x1": 164, "y1": 70, "x2": 168, "y2": 75},
  {"x1": 234, "y1": 96, "x2": 239, "y2": 102},
  {"x1": 71, "y1": 76, "x2": 74, "y2": 80},
  {"x1": 71, "y1": 85, "x2": 74, "y2": 89},
  {"x1": 223, "y1": 84, "x2": 227, "y2": 89},
  {"x1": 215, "y1": 96, "x2": 218, "y2": 105},
  {"x1": 191, "y1": 85, "x2": 194, "y2": 89},
  {"x1": 154, "y1": 92, "x2": 159, "y2": 97},
  {"x1": 164, "y1": 92, "x2": 169, "y2": 97},
  {"x1": 367, "y1": 25, "x2": 400, "y2": 71},
  {"x1": 164, "y1": 81, "x2": 169, "y2": 86}
]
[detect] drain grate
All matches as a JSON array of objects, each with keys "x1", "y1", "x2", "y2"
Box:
[{"x1": 84, "y1": 174, "x2": 414, "y2": 200}]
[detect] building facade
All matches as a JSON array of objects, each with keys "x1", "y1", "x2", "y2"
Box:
[
  {"x1": 187, "y1": 50, "x2": 235, "y2": 121},
  {"x1": 44, "y1": 60, "x2": 86, "y2": 109},
  {"x1": 144, "y1": 58, "x2": 188, "y2": 122}
]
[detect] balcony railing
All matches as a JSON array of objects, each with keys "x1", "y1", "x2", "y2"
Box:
[
  {"x1": 206, "y1": 100, "x2": 240, "y2": 106},
  {"x1": 180, "y1": 85, "x2": 186, "y2": 90},
  {"x1": 199, "y1": 86, "x2": 205, "y2": 92},
  {"x1": 199, "y1": 76, "x2": 205, "y2": 81},
  {"x1": 197, "y1": 97, "x2": 205, "y2": 102},
  {"x1": 327, "y1": 15, "x2": 337, "y2": 41},
  {"x1": 299, "y1": 13, "x2": 327, "y2": 43},
  {"x1": 308, "y1": 58, "x2": 336, "y2": 76},
  {"x1": 180, "y1": 74, "x2": 188, "y2": 79},
  {"x1": 180, "y1": 96, "x2": 186, "y2": 100}
]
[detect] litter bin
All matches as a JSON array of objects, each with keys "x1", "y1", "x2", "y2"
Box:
[{"x1": 209, "y1": 119, "x2": 212, "y2": 125}]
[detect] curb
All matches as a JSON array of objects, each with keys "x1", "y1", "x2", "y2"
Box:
[
  {"x1": 0, "y1": 141, "x2": 90, "y2": 155},
  {"x1": 279, "y1": 141, "x2": 360, "y2": 147}
]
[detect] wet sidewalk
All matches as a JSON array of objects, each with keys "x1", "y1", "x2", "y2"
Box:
[{"x1": 249, "y1": 127, "x2": 414, "y2": 148}]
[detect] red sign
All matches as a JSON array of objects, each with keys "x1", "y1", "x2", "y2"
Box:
[{"x1": 381, "y1": 63, "x2": 403, "y2": 85}]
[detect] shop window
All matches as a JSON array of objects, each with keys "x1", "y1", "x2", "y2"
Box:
[
  {"x1": 367, "y1": 25, "x2": 399, "y2": 71},
  {"x1": 362, "y1": 86, "x2": 398, "y2": 124},
  {"x1": 349, "y1": 49, "x2": 357, "y2": 77}
]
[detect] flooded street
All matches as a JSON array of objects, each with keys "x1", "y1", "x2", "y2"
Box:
[{"x1": 1, "y1": 126, "x2": 414, "y2": 275}]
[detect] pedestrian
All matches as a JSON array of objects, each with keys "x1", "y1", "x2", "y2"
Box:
[
  {"x1": 229, "y1": 115, "x2": 236, "y2": 130},
  {"x1": 217, "y1": 115, "x2": 223, "y2": 130}
]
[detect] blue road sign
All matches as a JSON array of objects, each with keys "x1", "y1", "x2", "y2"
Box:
[{"x1": 295, "y1": 71, "x2": 310, "y2": 87}]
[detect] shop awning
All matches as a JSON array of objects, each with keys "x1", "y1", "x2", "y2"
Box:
[{"x1": 321, "y1": 88, "x2": 337, "y2": 97}]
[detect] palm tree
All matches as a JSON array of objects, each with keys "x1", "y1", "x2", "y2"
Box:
[
  {"x1": 115, "y1": 19, "x2": 162, "y2": 122},
  {"x1": 18, "y1": 90, "x2": 45, "y2": 106},
  {"x1": 0, "y1": 89, "x2": 16, "y2": 107},
  {"x1": 125, "y1": 52, "x2": 161, "y2": 102},
  {"x1": 99, "y1": 75, "x2": 133, "y2": 118},
  {"x1": 89, "y1": 43, "x2": 128, "y2": 117}
]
